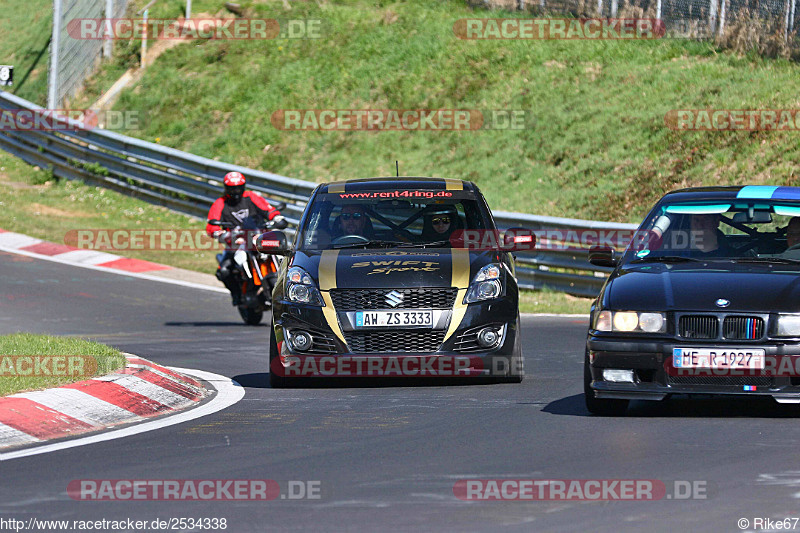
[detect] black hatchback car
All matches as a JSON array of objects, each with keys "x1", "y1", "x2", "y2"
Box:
[
  {"x1": 586, "y1": 185, "x2": 800, "y2": 414},
  {"x1": 257, "y1": 177, "x2": 529, "y2": 387}
]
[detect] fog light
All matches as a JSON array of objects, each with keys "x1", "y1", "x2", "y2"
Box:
[
  {"x1": 477, "y1": 327, "x2": 500, "y2": 348},
  {"x1": 603, "y1": 369, "x2": 635, "y2": 383},
  {"x1": 289, "y1": 330, "x2": 313, "y2": 352}
]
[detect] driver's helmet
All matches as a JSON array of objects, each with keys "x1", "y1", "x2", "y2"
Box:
[{"x1": 223, "y1": 172, "x2": 246, "y2": 203}]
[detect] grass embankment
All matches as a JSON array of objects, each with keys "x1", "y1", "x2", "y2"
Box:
[
  {"x1": 63, "y1": 0, "x2": 800, "y2": 224},
  {"x1": 0, "y1": 0, "x2": 52, "y2": 105},
  {"x1": 0, "y1": 333, "x2": 125, "y2": 396},
  {"x1": 0, "y1": 151, "x2": 220, "y2": 273}
]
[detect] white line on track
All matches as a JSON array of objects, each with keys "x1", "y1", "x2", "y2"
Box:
[
  {"x1": 0, "y1": 244, "x2": 228, "y2": 293},
  {"x1": 0, "y1": 368, "x2": 244, "y2": 462}
]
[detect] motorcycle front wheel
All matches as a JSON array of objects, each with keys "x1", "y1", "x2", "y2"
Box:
[{"x1": 238, "y1": 306, "x2": 264, "y2": 325}]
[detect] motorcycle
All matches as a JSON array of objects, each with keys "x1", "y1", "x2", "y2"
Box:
[{"x1": 208, "y1": 208, "x2": 287, "y2": 325}]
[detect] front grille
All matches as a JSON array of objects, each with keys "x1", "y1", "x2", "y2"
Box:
[
  {"x1": 723, "y1": 316, "x2": 765, "y2": 340},
  {"x1": 668, "y1": 375, "x2": 772, "y2": 387},
  {"x1": 344, "y1": 330, "x2": 446, "y2": 353},
  {"x1": 330, "y1": 288, "x2": 457, "y2": 311},
  {"x1": 678, "y1": 315, "x2": 719, "y2": 339}
]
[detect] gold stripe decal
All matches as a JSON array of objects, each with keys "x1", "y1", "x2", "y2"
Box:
[
  {"x1": 444, "y1": 247, "x2": 470, "y2": 341},
  {"x1": 328, "y1": 183, "x2": 346, "y2": 193},
  {"x1": 318, "y1": 250, "x2": 346, "y2": 343},
  {"x1": 444, "y1": 178, "x2": 463, "y2": 191}
]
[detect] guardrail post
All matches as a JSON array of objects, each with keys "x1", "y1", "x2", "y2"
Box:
[
  {"x1": 47, "y1": 0, "x2": 63, "y2": 109},
  {"x1": 141, "y1": 9, "x2": 149, "y2": 68},
  {"x1": 708, "y1": 0, "x2": 718, "y2": 35},
  {"x1": 104, "y1": 0, "x2": 113, "y2": 58}
]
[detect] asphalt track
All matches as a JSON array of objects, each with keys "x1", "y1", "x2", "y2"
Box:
[{"x1": 3, "y1": 250, "x2": 800, "y2": 532}]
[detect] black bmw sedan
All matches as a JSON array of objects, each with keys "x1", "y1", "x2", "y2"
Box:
[
  {"x1": 256, "y1": 177, "x2": 528, "y2": 387},
  {"x1": 585, "y1": 185, "x2": 800, "y2": 414}
]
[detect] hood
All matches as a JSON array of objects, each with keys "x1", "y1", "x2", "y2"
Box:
[
  {"x1": 604, "y1": 263, "x2": 800, "y2": 313},
  {"x1": 291, "y1": 248, "x2": 496, "y2": 290}
]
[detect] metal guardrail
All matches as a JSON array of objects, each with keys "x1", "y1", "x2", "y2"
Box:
[{"x1": 0, "y1": 90, "x2": 637, "y2": 297}]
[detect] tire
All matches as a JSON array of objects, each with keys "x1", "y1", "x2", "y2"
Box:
[
  {"x1": 269, "y1": 323, "x2": 286, "y2": 388},
  {"x1": 239, "y1": 306, "x2": 264, "y2": 325},
  {"x1": 496, "y1": 319, "x2": 524, "y2": 383},
  {"x1": 584, "y1": 349, "x2": 628, "y2": 416}
]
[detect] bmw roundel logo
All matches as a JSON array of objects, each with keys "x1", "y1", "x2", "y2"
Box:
[{"x1": 715, "y1": 298, "x2": 730, "y2": 308}]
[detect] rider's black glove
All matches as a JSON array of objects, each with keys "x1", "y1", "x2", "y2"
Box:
[{"x1": 272, "y1": 215, "x2": 288, "y2": 230}]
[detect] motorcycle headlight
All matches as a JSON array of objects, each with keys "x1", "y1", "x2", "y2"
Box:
[
  {"x1": 286, "y1": 266, "x2": 324, "y2": 306},
  {"x1": 776, "y1": 314, "x2": 800, "y2": 336},
  {"x1": 594, "y1": 310, "x2": 666, "y2": 333},
  {"x1": 464, "y1": 264, "x2": 504, "y2": 304}
]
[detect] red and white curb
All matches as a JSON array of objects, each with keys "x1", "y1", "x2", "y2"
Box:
[
  {"x1": 0, "y1": 228, "x2": 226, "y2": 293},
  {"x1": 0, "y1": 354, "x2": 213, "y2": 452},
  {"x1": 0, "y1": 228, "x2": 170, "y2": 273}
]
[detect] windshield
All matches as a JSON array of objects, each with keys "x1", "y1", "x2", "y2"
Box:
[
  {"x1": 297, "y1": 189, "x2": 492, "y2": 250},
  {"x1": 623, "y1": 201, "x2": 800, "y2": 264}
]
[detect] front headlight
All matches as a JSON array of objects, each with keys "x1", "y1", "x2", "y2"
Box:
[
  {"x1": 286, "y1": 266, "x2": 324, "y2": 306},
  {"x1": 776, "y1": 314, "x2": 800, "y2": 336},
  {"x1": 594, "y1": 310, "x2": 666, "y2": 333},
  {"x1": 464, "y1": 264, "x2": 503, "y2": 304}
]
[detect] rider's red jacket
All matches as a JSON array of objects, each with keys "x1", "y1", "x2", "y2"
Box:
[{"x1": 206, "y1": 191, "x2": 281, "y2": 236}]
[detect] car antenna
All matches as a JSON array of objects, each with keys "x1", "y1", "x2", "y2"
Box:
[{"x1": 396, "y1": 161, "x2": 399, "y2": 177}]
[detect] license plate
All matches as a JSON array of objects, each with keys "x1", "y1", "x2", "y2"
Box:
[
  {"x1": 355, "y1": 310, "x2": 433, "y2": 328},
  {"x1": 672, "y1": 347, "x2": 766, "y2": 369}
]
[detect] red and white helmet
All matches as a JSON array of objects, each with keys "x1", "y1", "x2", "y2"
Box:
[
  {"x1": 223, "y1": 171, "x2": 246, "y2": 187},
  {"x1": 223, "y1": 171, "x2": 246, "y2": 201}
]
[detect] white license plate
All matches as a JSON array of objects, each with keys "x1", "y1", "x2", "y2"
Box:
[
  {"x1": 672, "y1": 348, "x2": 766, "y2": 369},
  {"x1": 355, "y1": 310, "x2": 433, "y2": 328}
]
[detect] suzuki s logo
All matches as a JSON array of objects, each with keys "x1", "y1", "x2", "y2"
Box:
[
  {"x1": 715, "y1": 298, "x2": 730, "y2": 308},
  {"x1": 385, "y1": 290, "x2": 404, "y2": 308}
]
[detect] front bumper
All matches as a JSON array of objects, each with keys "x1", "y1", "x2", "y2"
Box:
[
  {"x1": 587, "y1": 335, "x2": 800, "y2": 403},
  {"x1": 272, "y1": 297, "x2": 520, "y2": 378}
]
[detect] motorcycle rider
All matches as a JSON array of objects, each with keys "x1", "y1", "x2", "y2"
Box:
[{"x1": 206, "y1": 171, "x2": 287, "y2": 305}]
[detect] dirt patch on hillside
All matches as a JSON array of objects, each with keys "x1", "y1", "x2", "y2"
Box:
[{"x1": 28, "y1": 203, "x2": 91, "y2": 218}]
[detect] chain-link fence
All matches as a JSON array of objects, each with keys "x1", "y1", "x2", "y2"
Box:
[
  {"x1": 483, "y1": 0, "x2": 798, "y2": 42},
  {"x1": 48, "y1": 0, "x2": 129, "y2": 108}
]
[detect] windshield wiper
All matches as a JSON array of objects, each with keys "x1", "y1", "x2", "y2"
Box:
[
  {"x1": 332, "y1": 240, "x2": 411, "y2": 249},
  {"x1": 732, "y1": 257, "x2": 800, "y2": 264},
  {"x1": 396, "y1": 240, "x2": 451, "y2": 248},
  {"x1": 630, "y1": 255, "x2": 702, "y2": 264}
]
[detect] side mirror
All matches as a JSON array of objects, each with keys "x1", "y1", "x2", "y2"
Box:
[
  {"x1": 503, "y1": 228, "x2": 536, "y2": 252},
  {"x1": 588, "y1": 246, "x2": 618, "y2": 268},
  {"x1": 256, "y1": 230, "x2": 291, "y2": 255}
]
